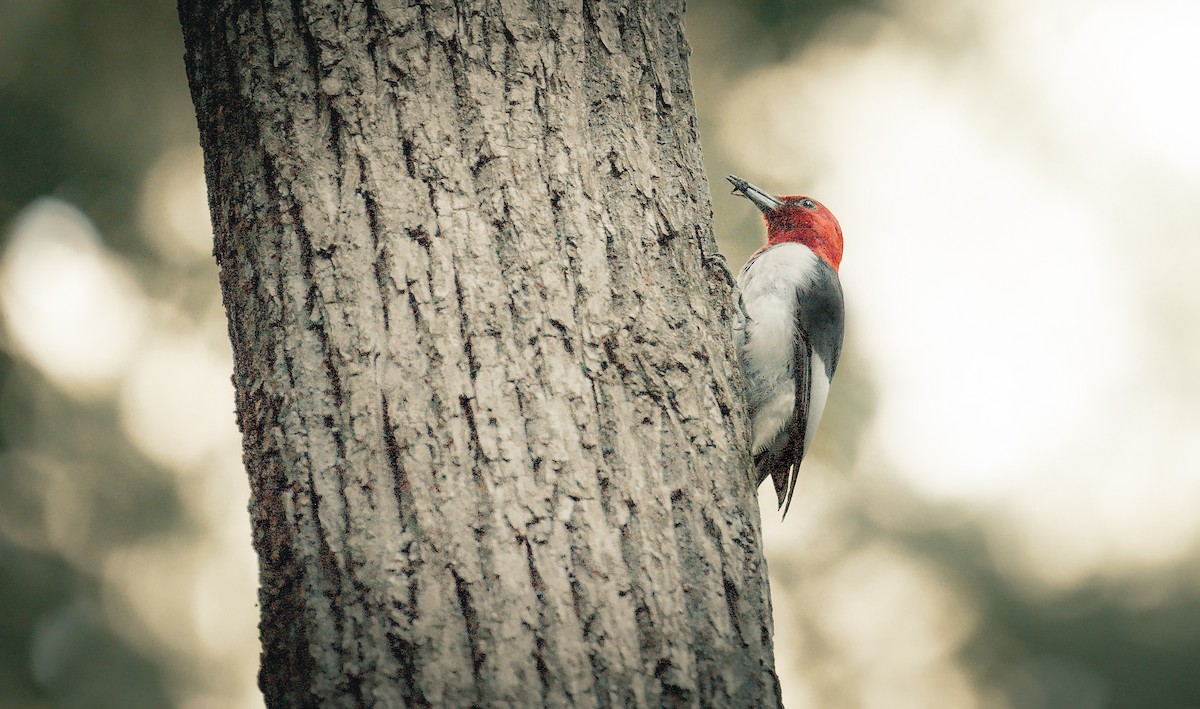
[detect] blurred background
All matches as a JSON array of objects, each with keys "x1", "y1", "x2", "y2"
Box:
[{"x1": 1, "y1": 0, "x2": 1198, "y2": 706}]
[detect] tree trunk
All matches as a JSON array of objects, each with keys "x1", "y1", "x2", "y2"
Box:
[{"x1": 179, "y1": 0, "x2": 779, "y2": 705}]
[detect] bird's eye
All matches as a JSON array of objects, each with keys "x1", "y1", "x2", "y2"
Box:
[{"x1": 800, "y1": 199, "x2": 817, "y2": 210}]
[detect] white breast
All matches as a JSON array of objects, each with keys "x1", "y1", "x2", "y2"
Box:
[{"x1": 737, "y1": 243, "x2": 827, "y2": 452}]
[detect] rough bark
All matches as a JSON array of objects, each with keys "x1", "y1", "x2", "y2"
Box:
[{"x1": 179, "y1": 0, "x2": 779, "y2": 706}]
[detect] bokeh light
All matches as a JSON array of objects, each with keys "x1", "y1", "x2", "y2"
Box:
[
  {"x1": 0, "y1": 2, "x2": 259, "y2": 701},
  {"x1": 139, "y1": 145, "x2": 215, "y2": 265},
  {"x1": 1, "y1": 199, "x2": 149, "y2": 395},
  {"x1": 118, "y1": 330, "x2": 240, "y2": 472}
]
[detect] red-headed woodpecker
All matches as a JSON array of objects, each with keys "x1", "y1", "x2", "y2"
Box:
[{"x1": 728, "y1": 175, "x2": 844, "y2": 517}]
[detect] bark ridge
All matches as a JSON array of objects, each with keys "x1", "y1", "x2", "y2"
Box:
[{"x1": 179, "y1": 0, "x2": 780, "y2": 705}]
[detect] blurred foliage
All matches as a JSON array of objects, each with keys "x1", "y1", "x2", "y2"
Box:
[
  {"x1": 0, "y1": 0, "x2": 193, "y2": 705},
  {"x1": 900, "y1": 518, "x2": 1200, "y2": 708},
  {"x1": 0, "y1": 0, "x2": 195, "y2": 251},
  {"x1": 704, "y1": 0, "x2": 880, "y2": 63}
]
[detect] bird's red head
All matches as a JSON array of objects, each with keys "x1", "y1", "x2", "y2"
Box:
[{"x1": 727, "y1": 175, "x2": 844, "y2": 271}]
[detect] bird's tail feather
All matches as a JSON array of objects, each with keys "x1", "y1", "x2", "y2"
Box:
[{"x1": 754, "y1": 440, "x2": 805, "y2": 518}]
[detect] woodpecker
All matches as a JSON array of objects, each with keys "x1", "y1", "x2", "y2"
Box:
[{"x1": 728, "y1": 175, "x2": 844, "y2": 517}]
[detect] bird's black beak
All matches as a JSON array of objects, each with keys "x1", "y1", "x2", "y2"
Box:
[{"x1": 727, "y1": 174, "x2": 782, "y2": 214}]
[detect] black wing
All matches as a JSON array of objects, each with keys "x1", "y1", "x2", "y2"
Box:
[
  {"x1": 796, "y1": 259, "x2": 844, "y2": 379},
  {"x1": 753, "y1": 260, "x2": 844, "y2": 517}
]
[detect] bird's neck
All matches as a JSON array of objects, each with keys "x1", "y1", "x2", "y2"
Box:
[{"x1": 768, "y1": 230, "x2": 842, "y2": 271}]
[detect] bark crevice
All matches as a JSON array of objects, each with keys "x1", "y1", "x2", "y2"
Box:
[{"x1": 180, "y1": 0, "x2": 779, "y2": 705}]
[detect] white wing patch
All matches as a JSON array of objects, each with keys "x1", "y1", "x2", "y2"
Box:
[{"x1": 804, "y1": 351, "x2": 830, "y2": 450}]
